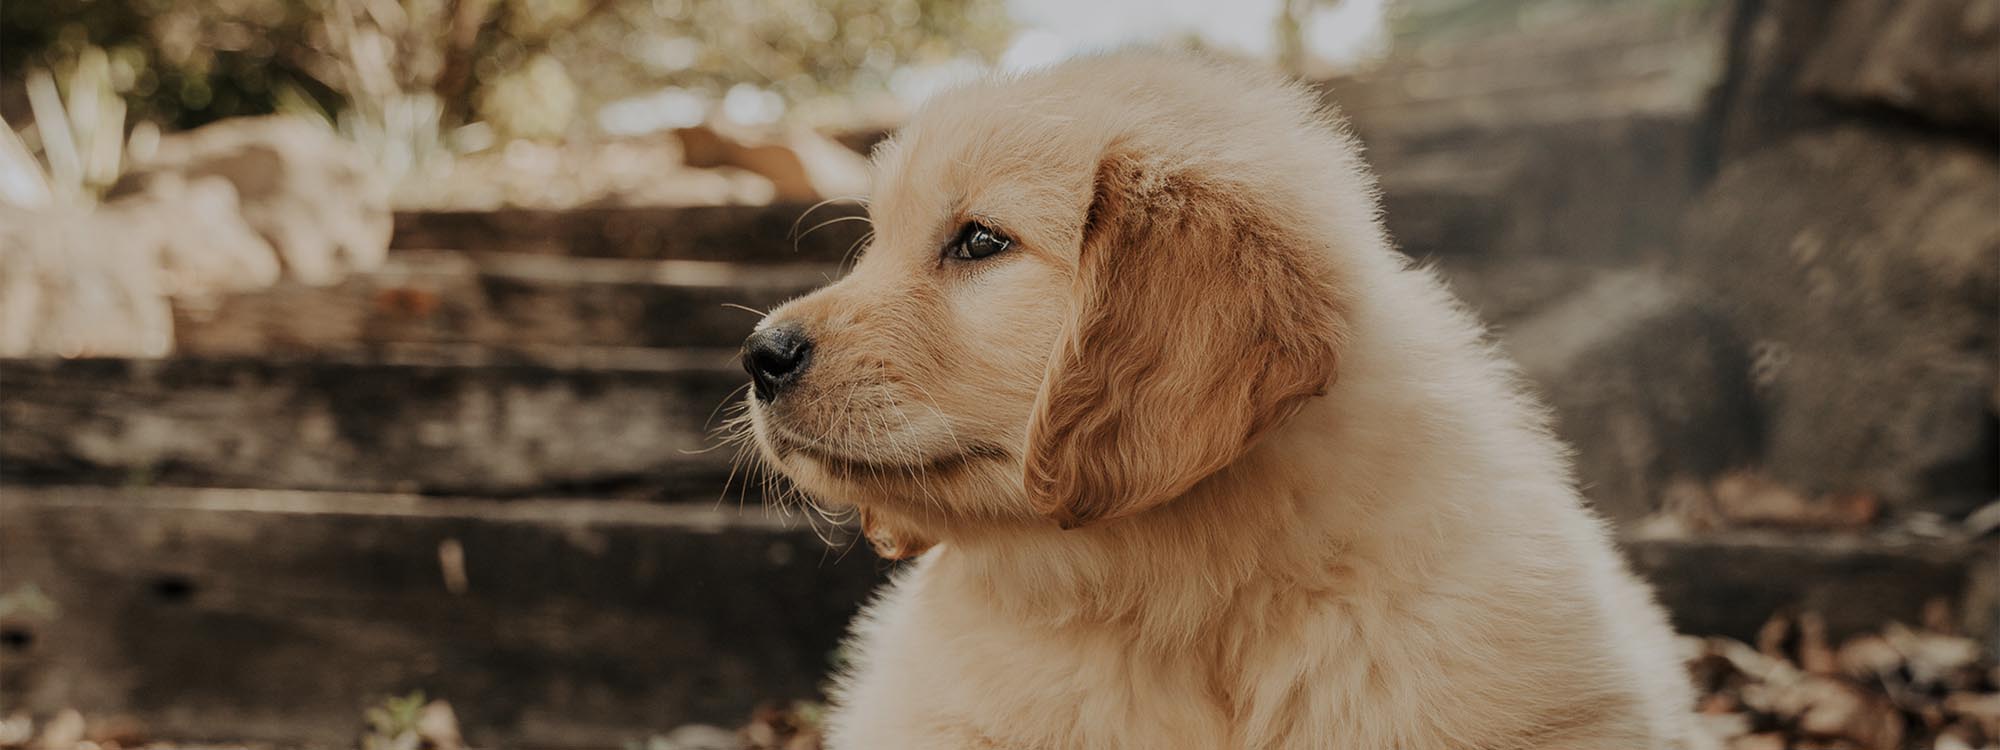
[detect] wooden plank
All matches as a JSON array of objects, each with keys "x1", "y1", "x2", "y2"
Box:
[
  {"x1": 3, "y1": 487, "x2": 1988, "y2": 747},
  {"x1": 391, "y1": 203, "x2": 870, "y2": 263},
  {"x1": 1624, "y1": 528, "x2": 1998, "y2": 647},
  {"x1": 173, "y1": 251, "x2": 835, "y2": 356},
  {"x1": 0, "y1": 486, "x2": 887, "y2": 747},
  {"x1": 0, "y1": 351, "x2": 756, "y2": 496}
]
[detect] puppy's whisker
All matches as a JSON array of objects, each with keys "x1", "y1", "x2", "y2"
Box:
[
  {"x1": 841, "y1": 230, "x2": 875, "y2": 273},
  {"x1": 793, "y1": 215, "x2": 874, "y2": 249},
  {"x1": 905, "y1": 380, "x2": 969, "y2": 459},
  {"x1": 878, "y1": 397, "x2": 948, "y2": 516},
  {"x1": 719, "y1": 302, "x2": 769, "y2": 318},
  {"x1": 788, "y1": 196, "x2": 872, "y2": 253},
  {"x1": 700, "y1": 381, "x2": 755, "y2": 434},
  {"x1": 835, "y1": 383, "x2": 865, "y2": 485},
  {"x1": 715, "y1": 439, "x2": 751, "y2": 511},
  {"x1": 788, "y1": 195, "x2": 871, "y2": 237}
]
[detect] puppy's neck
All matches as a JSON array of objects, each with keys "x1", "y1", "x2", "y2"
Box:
[{"x1": 929, "y1": 396, "x2": 1410, "y2": 647}]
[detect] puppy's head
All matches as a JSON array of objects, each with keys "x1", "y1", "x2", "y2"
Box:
[{"x1": 738, "y1": 52, "x2": 1361, "y2": 554}]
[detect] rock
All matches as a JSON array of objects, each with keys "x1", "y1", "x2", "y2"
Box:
[
  {"x1": 1326, "y1": 2, "x2": 1720, "y2": 264},
  {"x1": 1799, "y1": 0, "x2": 2000, "y2": 134},
  {"x1": 1679, "y1": 126, "x2": 2000, "y2": 517},
  {"x1": 1715, "y1": 0, "x2": 2000, "y2": 158},
  {"x1": 1710, "y1": 0, "x2": 1845, "y2": 158},
  {"x1": 111, "y1": 116, "x2": 392, "y2": 286},
  {"x1": 1373, "y1": 116, "x2": 1699, "y2": 264},
  {"x1": 1493, "y1": 268, "x2": 1760, "y2": 524}
]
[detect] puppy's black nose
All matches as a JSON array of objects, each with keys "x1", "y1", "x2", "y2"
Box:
[{"x1": 743, "y1": 323, "x2": 813, "y2": 401}]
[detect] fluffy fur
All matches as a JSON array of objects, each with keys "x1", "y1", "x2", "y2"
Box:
[{"x1": 737, "y1": 50, "x2": 1708, "y2": 749}]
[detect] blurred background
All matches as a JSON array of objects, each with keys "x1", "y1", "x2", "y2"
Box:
[{"x1": 0, "y1": 0, "x2": 1995, "y2": 747}]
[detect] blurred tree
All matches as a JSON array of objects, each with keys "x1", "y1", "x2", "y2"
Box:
[
  {"x1": 3, "y1": 0, "x2": 1011, "y2": 137},
  {"x1": 2, "y1": 0, "x2": 347, "y2": 129}
]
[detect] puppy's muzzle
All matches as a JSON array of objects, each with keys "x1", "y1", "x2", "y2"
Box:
[{"x1": 743, "y1": 323, "x2": 813, "y2": 401}]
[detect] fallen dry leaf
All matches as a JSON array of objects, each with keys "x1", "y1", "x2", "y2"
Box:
[
  {"x1": 1710, "y1": 471, "x2": 1880, "y2": 530},
  {"x1": 1690, "y1": 613, "x2": 1998, "y2": 750}
]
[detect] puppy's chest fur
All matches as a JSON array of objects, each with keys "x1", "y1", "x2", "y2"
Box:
[{"x1": 827, "y1": 552, "x2": 1665, "y2": 750}]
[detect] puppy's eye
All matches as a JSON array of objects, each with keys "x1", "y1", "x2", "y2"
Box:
[{"x1": 947, "y1": 222, "x2": 1012, "y2": 261}]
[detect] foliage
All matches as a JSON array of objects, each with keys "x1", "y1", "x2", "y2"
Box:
[
  {"x1": 2, "y1": 0, "x2": 346, "y2": 129},
  {"x1": 3, "y1": 0, "x2": 1012, "y2": 137},
  {"x1": 361, "y1": 691, "x2": 430, "y2": 750}
]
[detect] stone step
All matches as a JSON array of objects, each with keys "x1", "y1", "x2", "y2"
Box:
[
  {"x1": 0, "y1": 350, "x2": 759, "y2": 496},
  {"x1": 391, "y1": 202, "x2": 869, "y2": 262},
  {"x1": 173, "y1": 250, "x2": 834, "y2": 355},
  {"x1": 2, "y1": 486, "x2": 1988, "y2": 746},
  {"x1": 0, "y1": 485, "x2": 887, "y2": 747}
]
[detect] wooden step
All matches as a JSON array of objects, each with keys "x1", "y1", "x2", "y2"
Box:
[
  {"x1": 0, "y1": 486, "x2": 888, "y2": 747},
  {"x1": 173, "y1": 251, "x2": 834, "y2": 355},
  {"x1": 0, "y1": 350, "x2": 756, "y2": 496},
  {"x1": 1623, "y1": 527, "x2": 1998, "y2": 648},
  {"x1": 391, "y1": 203, "x2": 870, "y2": 262},
  {"x1": 3, "y1": 486, "x2": 1988, "y2": 746}
]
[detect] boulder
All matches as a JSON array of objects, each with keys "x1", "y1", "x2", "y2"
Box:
[
  {"x1": 1325, "y1": 2, "x2": 1720, "y2": 264},
  {"x1": 1799, "y1": 0, "x2": 2000, "y2": 134},
  {"x1": 1679, "y1": 126, "x2": 1999, "y2": 517},
  {"x1": 1479, "y1": 267, "x2": 1761, "y2": 524},
  {"x1": 1714, "y1": 0, "x2": 2000, "y2": 158}
]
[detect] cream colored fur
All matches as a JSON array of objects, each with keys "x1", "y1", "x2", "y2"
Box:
[{"x1": 740, "y1": 50, "x2": 1709, "y2": 749}]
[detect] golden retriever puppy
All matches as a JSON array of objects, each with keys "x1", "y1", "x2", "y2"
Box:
[{"x1": 736, "y1": 50, "x2": 1708, "y2": 749}]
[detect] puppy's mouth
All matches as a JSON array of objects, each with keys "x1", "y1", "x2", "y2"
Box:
[{"x1": 765, "y1": 427, "x2": 1007, "y2": 478}]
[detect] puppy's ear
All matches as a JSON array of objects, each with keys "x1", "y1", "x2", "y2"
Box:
[
  {"x1": 859, "y1": 506, "x2": 934, "y2": 560},
  {"x1": 1024, "y1": 151, "x2": 1347, "y2": 528}
]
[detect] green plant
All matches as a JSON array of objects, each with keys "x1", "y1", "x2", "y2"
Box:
[{"x1": 361, "y1": 690, "x2": 430, "y2": 750}]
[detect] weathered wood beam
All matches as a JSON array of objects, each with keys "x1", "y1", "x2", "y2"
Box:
[
  {"x1": 0, "y1": 486, "x2": 886, "y2": 747},
  {"x1": 2, "y1": 487, "x2": 1988, "y2": 745},
  {"x1": 0, "y1": 352, "x2": 756, "y2": 496},
  {"x1": 173, "y1": 251, "x2": 834, "y2": 355},
  {"x1": 390, "y1": 203, "x2": 871, "y2": 263}
]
